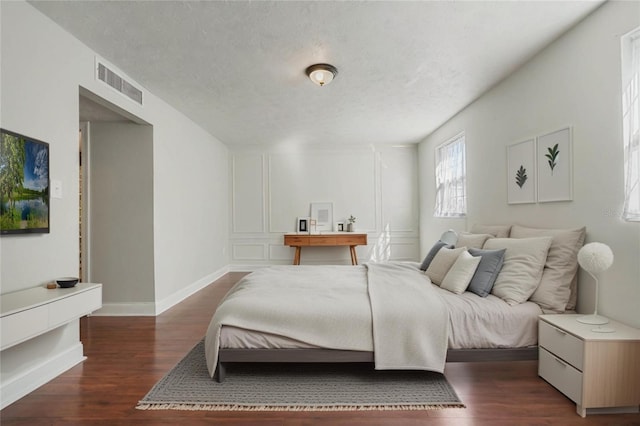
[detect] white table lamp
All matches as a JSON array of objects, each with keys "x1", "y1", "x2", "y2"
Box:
[
  {"x1": 576, "y1": 242, "x2": 614, "y2": 332},
  {"x1": 440, "y1": 229, "x2": 458, "y2": 246}
]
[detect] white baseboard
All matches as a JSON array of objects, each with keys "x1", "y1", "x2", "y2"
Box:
[
  {"x1": 0, "y1": 343, "x2": 85, "y2": 410},
  {"x1": 154, "y1": 265, "x2": 230, "y2": 315},
  {"x1": 92, "y1": 302, "x2": 156, "y2": 316},
  {"x1": 92, "y1": 266, "x2": 230, "y2": 316}
]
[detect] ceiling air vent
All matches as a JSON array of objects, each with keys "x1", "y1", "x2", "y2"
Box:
[{"x1": 96, "y1": 62, "x2": 143, "y2": 105}]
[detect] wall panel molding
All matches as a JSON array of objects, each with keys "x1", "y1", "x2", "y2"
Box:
[
  {"x1": 231, "y1": 153, "x2": 265, "y2": 233},
  {"x1": 232, "y1": 243, "x2": 267, "y2": 261},
  {"x1": 231, "y1": 146, "x2": 420, "y2": 265}
]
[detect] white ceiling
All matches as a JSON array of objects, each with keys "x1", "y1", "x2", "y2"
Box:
[{"x1": 30, "y1": 1, "x2": 603, "y2": 147}]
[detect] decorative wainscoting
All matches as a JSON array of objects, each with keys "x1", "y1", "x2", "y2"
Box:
[
  {"x1": 230, "y1": 233, "x2": 420, "y2": 268},
  {"x1": 229, "y1": 145, "x2": 420, "y2": 267}
]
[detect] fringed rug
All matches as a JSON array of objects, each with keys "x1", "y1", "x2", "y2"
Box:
[{"x1": 137, "y1": 340, "x2": 464, "y2": 411}]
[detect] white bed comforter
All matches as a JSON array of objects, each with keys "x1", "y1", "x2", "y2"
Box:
[{"x1": 204, "y1": 262, "x2": 449, "y2": 377}]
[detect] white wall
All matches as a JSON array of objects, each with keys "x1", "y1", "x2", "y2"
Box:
[
  {"x1": 152, "y1": 110, "x2": 229, "y2": 312},
  {"x1": 230, "y1": 145, "x2": 419, "y2": 267},
  {"x1": 88, "y1": 122, "x2": 155, "y2": 306},
  {"x1": 0, "y1": 1, "x2": 229, "y2": 314},
  {"x1": 419, "y1": 1, "x2": 640, "y2": 327}
]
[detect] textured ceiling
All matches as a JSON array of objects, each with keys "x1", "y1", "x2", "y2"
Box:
[{"x1": 30, "y1": 1, "x2": 603, "y2": 147}]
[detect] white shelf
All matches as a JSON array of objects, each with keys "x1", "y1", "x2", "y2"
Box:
[
  {"x1": 1, "y1": 283, "x2": 101, "y2": 317},
  {"x1": 0, "y1": 282, "x2": 102, "y2": 409},
  {"x1": 1, "y1": 283, "x2": 102, "y2": 351}
]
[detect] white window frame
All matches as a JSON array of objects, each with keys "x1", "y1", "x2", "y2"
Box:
[
  {"x1": 434, "y1": 132, "x2": 467, "y2": 218},
  {"x1": 622, "y1": 27, "x2": 640, "y2": 222}
]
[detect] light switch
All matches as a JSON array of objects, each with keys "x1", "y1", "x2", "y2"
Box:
[{"x1": 51, "y1": 180, "x2": 63, "y2": 199}]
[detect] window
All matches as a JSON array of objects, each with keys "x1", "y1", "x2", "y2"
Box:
[
  {"x1": 622, "y1": 28, "x2": 640, "y2": 222},
  {"x1": 434, "y1": 132, "x2": 466, "y2": 217}
]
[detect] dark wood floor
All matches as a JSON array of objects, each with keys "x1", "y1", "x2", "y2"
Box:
[{"x1": 2, "y1": 272, "x2": 639, "y2": 425}]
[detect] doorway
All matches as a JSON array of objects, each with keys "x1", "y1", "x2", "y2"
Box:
[
  {"x1": 78, "y1": 89, "x2": 154, "y2": 309},
  {"x1": 79, "y1": 94, "x2": 133, "y2": 282}
]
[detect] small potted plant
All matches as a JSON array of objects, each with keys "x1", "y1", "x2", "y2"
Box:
[{"x1": 347, "y1": 215, "x2": 356, "y2": 232}]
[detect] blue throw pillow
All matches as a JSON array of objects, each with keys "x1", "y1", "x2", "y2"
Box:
[
  {"x1": 467, "y1": 248, "x2": 506, "y2": 297},
  {"x1": 419, "y1": 240, "x2": 453, "y2": 271}
]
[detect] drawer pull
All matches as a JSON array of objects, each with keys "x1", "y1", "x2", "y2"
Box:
[
  {"x1": 554, "y1": 328, "x2": 567, "y2": 336},
  {"x1": 554, "y1": 356, "x2": 568, "y2": 368}
]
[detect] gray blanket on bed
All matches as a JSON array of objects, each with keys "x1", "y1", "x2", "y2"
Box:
[{"x1": 204, "y1": 262, "x2": 449, "y2": 377}]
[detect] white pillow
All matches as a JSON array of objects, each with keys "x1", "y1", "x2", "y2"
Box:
[
  {"x1": 455, "y1": 232, "x2": 493, "y2": 249},
  {"x1": 510, "y1": 225, "x2": 586, "y2": 312},
  {"x1": 483, "y1": 237, "x2": 553, "y2": 305},
  {"x1": 440, "y1": 251, "x2": 481, "y2": 294},
  {"x1": 425, "y1": 246, "x2": 467, "y2": 285},
  {"x1": 470, "y1": 224, "x2": 511, "y2": 238}
]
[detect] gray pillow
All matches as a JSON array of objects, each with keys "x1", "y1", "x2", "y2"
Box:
[
  {"x1": 419, "y1": 240, "x2": 453, "y2": 271},
  {"x1": 467, "y1": 248, "x2": 506, "y2": 297}
]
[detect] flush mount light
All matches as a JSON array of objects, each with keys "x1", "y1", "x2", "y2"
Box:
[{"x1": 305, "y1": 63, "x2": 338, "y2": 86}]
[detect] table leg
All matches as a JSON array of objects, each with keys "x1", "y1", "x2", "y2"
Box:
[
  {"x1": 294, "y1": 246, "x2": 301, "y2": 265},
  {"x1": 350, "y1": 246, "x2": 358, "y2": 265}
]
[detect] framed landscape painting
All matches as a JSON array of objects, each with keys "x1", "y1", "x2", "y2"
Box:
[{"x1": 0, "y1": 128, "x2": 50, "y2": 234}]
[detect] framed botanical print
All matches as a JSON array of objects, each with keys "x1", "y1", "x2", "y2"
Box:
[
  {"x1": 537, "y1": 127, "x2": 572, "y2": 202},
  {"x1": 507, "y1": 139, "x2": 536, "y2": 204}
]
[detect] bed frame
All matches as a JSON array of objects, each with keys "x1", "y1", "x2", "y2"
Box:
[{"x1": 215, "y1": 346, "x2": 538, "y2": 382}]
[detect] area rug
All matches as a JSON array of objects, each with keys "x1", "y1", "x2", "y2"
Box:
[{"x1": 136, "y1": 340, "x2": 464, "y2": 411}]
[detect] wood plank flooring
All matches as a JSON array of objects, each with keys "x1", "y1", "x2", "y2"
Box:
[{"x1": 2, "y1": 272, "x2": 639, "y2": 425}]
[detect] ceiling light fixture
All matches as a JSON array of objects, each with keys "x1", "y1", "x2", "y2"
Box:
[{"x1": 305, "y1": 63, "x2": 338, "y2": 87}]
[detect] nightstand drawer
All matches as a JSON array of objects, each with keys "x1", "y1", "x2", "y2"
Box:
[
  {"x1": 539, "y1": 347, "x2": 583, "y2": 404},
  {"x1": 540, "y1": 320, "x2": 584, "y2": 370}
]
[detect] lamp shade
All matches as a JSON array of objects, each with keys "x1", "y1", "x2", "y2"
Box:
[
  {"x1": 440, "y1": 229, "x2": 458, "y2": 246},
  {"x1": 577, "y1": 242, "x2": 614, "y2": 274}
]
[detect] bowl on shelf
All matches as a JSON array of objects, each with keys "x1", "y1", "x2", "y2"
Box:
[{"x1": 56, "y1": 277, "x2": 79, "y2": 288}]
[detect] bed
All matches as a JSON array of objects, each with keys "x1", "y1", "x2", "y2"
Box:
[{"x1": 205, "y1": 224, "x2": 586, "y2": 382}]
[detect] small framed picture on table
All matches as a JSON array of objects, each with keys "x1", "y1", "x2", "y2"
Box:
[
  {"x1": 297, "y1": 217, "x2": 310, "y2": 234},
  {"x1": 310, "y1": 202, "x2": 333, "y2": 232}
]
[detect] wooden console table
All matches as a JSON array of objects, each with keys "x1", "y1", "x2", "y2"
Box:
[{"x1": 284, "y1": 233, "x2": 367, "y2": 265}]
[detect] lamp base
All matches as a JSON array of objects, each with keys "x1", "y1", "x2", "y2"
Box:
[
  {"x1": 576, "y1": 314, "x2": 609, "y2": 325},
  {"x1": 591, "y1": 325, "x2": 615, "y2": 333}
]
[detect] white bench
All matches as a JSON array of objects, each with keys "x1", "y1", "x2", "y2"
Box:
[{"x1": 0, "y1": 283, "x2": 102, "y2": 409}]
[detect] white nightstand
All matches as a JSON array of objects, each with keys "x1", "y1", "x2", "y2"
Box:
[{"x1": 538, "y1": 314, "x2": 640, "y2": 417}]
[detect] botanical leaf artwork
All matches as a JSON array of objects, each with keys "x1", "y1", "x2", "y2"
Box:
[
  {"x1": 545, "y1": 143, "x2": 559, "y2": 174},
  {"x1": 515, "y1": 165, "x2": 528, "y2": 188}
]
